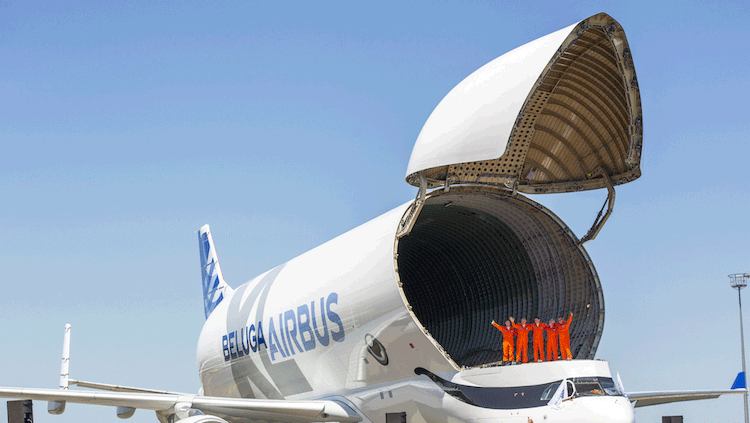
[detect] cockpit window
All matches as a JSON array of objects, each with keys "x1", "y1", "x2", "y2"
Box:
[
  {"x1": 540, "y1": 383, "x2": 557, "y2": 401},
  {"x1": 572, "y1": 377, "x2": 620, "y2": 397},
  {"x1": 541, "y1": 377, "x2": 620, "y2": 400},
  {"x1": 599, "y1": 378, "x2": 622, "y2": 396},
  {"x1": 576, "y1": 382, "x2": 604, "y2": 396}
]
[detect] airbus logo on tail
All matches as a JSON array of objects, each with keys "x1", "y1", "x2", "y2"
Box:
[{"x1": 201, "y1": 233, "x2": 224, "y2": 318}]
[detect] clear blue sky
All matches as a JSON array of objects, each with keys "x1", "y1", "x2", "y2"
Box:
[{"x1": 2, "y1": 1, "x2": 749, "y2": 422}]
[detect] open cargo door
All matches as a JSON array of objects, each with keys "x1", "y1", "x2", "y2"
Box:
[
  {"x1": 400, "y1": 13, "x2": 642, "y2": 242},
  {"x1": 406, "y1": 13, "x2": 642, "y2": 194}
]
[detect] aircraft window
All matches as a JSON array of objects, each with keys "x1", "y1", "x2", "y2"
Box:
[
  {"x1": 540, "y1": 383, "x2": 558, "y2": 400},
  {"x1": 575, "y1": 382, "x2": 604, "y2": 396},
  {"x1": 539, "y1": 381, "x2": 574, "y2": 400},
  {"x1": 573, "y1": 377, "x2": 621, "y2": 397},
  {"x1": 541, "y1": 378, "x2": 621, "y2": 400},
  {"x1": 598, "y1": 378, "x2": 622, "y2": 396}
]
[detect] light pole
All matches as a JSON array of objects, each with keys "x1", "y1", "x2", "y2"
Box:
[{"x1": 730, "y1": 272, "x2": 750, "y2": 423}]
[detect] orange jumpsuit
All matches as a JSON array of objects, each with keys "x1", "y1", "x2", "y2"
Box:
[
  {"x1": 544, "y1": 324, "x2": 559, "y2": 361},
  {"x1": 492, "y1": 322, "x2": 516, "y2": 361},
  {"x1": 511, "y1": 322, "x2": 532, "y2": 363},
  {"x1": 530, "y1": 322, "x2": 547, "y2": 362},
  {"x1": 557, "y1": 315, "x2": 573, "y2": 360}
]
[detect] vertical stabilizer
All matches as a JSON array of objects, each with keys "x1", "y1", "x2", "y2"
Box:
[{"x1": 199, "y1": 224, "x2": 233, "y2": 319}]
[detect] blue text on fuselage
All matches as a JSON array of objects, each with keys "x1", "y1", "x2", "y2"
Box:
[{"x1": 222, "y1": 292, "x2": 345, "y2": 363}]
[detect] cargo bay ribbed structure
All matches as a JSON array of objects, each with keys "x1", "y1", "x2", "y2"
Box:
[{"x1": 394, "y1": 13, "x2": 642, "y2": 367}]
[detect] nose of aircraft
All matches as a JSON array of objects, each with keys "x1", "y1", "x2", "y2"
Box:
[
  {"x1": 611, "y1": 400, "x2": 635, "y2": 423},
  {"x1": 583, "y1": 397, "x2": 635, "y2": 423}
]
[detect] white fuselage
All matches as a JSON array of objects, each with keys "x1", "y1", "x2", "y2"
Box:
[
  {"x1": 197, "y1": 201, "x2": 455, "y2": 400},
  {"x1": 194, "y1": 187, "x2": 633, "y2": 423}
]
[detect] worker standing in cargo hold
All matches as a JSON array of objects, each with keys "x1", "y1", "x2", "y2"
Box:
[
  {"x1": 557, "y1": 312, "x2": 574, "y2": 360},
  {"x1": 491, "y1": 320, "x2": 516, "y2": 363},
  {"x1": 509, "y1": 316, "x2": 531, "y2": 363},
  {"x1": 531, "y1": 318, "x2": 547, "y2": 362},
  {"x1": 545, "y1": 319, "x2": 559, "y2": 361}
]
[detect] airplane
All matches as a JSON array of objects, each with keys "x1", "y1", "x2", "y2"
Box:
[{"x1": 1, "y1": 12, "x2": 746, "y2": 423}]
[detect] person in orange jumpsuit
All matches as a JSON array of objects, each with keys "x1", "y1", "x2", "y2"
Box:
[
  {"x1": 491, "y1": 319, "x2": 516, "y2": 363},
  {"x1": 509, "y1": 316, "x2": 532, "y2": 363},
  {"x1": 530, "y1": 317, "x2": 547, "y2": 362},
  {"x1": 557, "y1": 312, "x2": 574, "y2": 360},
  {"x1": 544, "y1": 318, "x2": 559, "y2": 361}
]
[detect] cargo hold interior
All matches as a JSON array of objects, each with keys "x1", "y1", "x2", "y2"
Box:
[{"x1": 395, "y1": 188, "x2": 604, "y2": 368}]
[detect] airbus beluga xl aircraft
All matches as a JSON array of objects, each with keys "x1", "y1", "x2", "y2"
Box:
[{"x1": 1, "y1": 12, "x2": 745, "y2": 423}]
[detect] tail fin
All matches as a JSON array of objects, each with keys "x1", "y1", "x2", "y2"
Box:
[
  {"x1": 732, "y1": 372, "x2": 746, "y2": 390},
  {"x1": 199, "y1": 224, "x2": 233, "y2": 319}
]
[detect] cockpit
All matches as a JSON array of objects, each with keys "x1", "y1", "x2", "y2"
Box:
[
  {"x1": 416, "y1": 368, "x2": 624, "y2": 410},
  {"x1": 540, "y1": 377, "x2": 622, "y2": 400}
]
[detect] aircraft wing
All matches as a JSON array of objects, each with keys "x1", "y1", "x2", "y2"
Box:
[
  {"x1": 627, "y1": 389, "x2": 746, "y2": 408},
  {"x1": 0, "y1": 387, "x2": 362, "y2": 423}
]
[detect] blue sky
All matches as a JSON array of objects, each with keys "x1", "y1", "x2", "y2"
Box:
[{"x1": 2, "y1": 0, "x2": 749, "y2": 422}]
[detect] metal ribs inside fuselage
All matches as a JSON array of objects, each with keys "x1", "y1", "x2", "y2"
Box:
[{"x1": 395, "y1": 187, "x2": 603, "y2": 367}]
